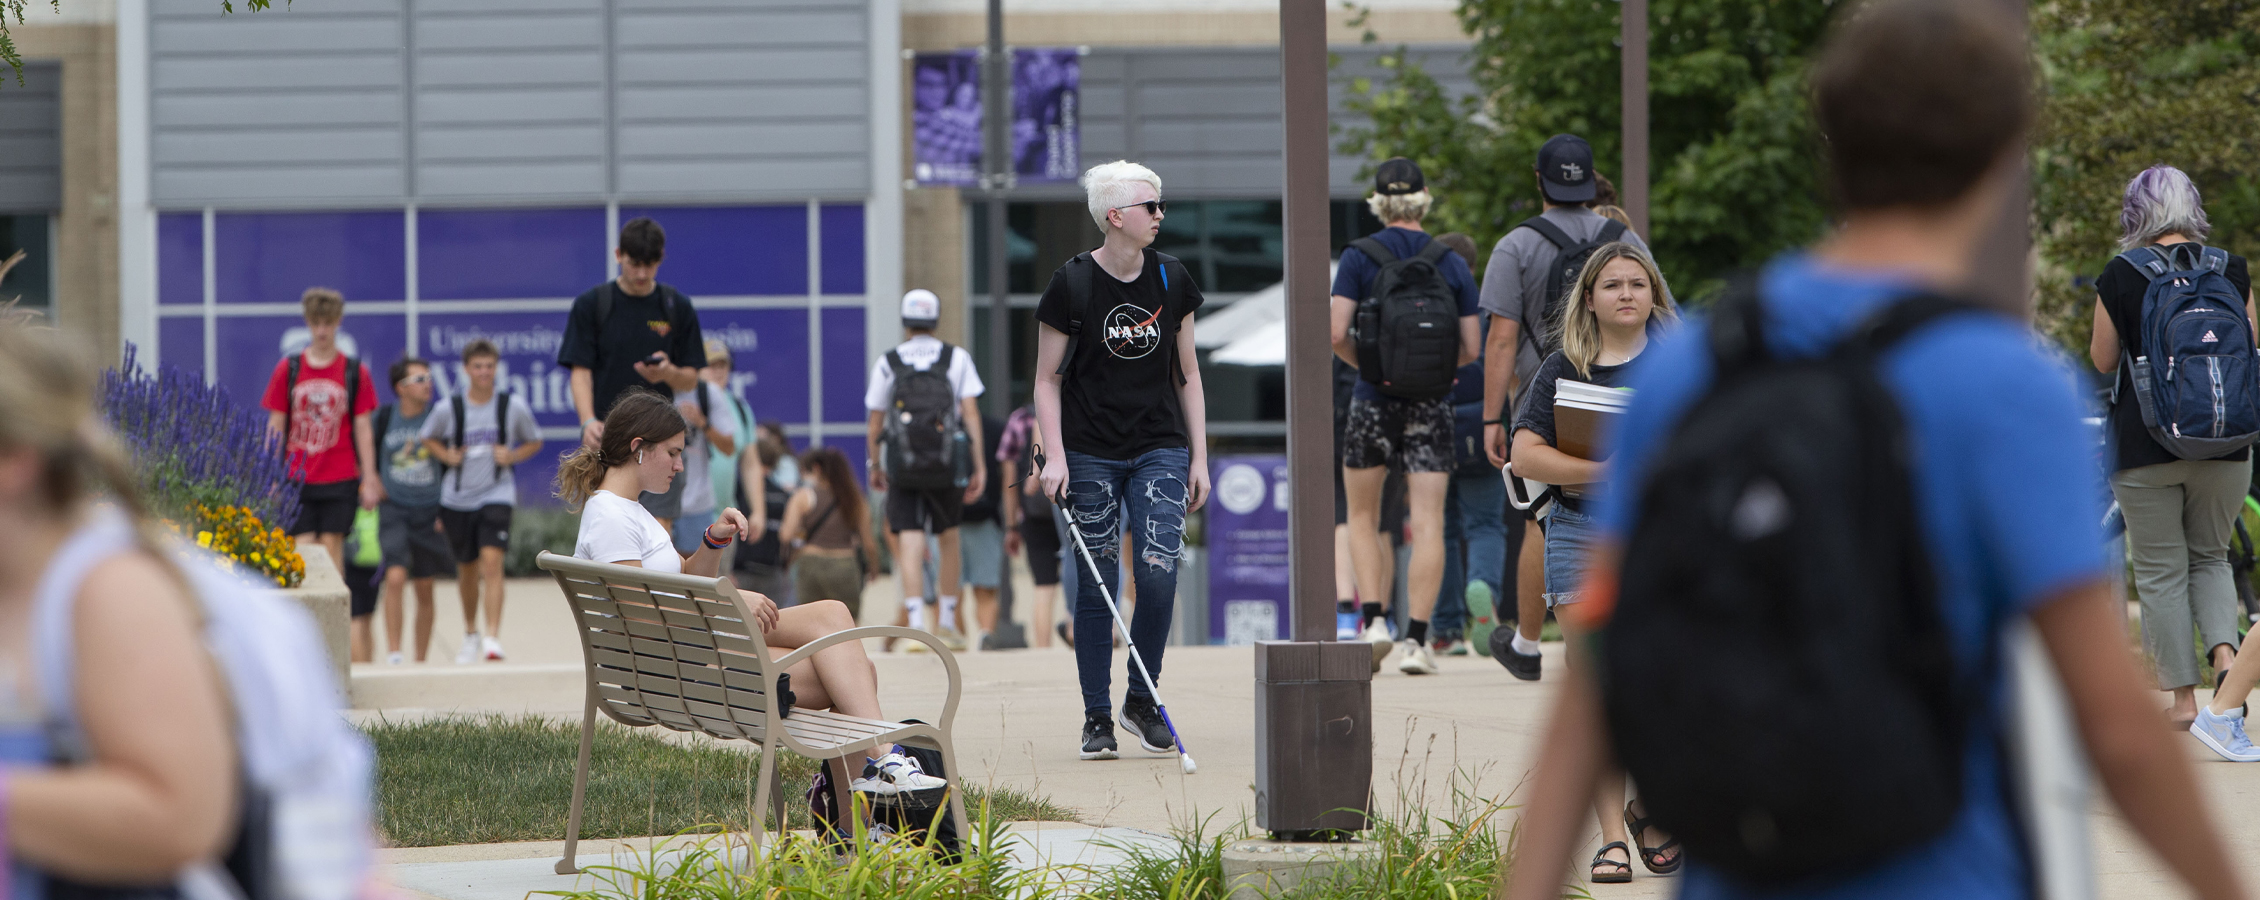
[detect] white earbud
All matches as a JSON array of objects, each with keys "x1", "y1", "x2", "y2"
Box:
[{"x1": 638, "y1": 450, "x2": 646, "y2": 465}]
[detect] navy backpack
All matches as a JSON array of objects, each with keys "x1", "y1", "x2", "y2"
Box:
[{"x1": 2117, "y1": 242, "x2": 2260, "y2": 460}]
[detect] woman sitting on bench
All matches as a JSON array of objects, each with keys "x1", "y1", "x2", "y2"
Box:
[{"x1": 556, "y1": 387, "x2": 943, "y2": 794}]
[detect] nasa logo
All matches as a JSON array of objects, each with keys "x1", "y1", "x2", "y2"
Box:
[{"x1": 1104, "y1": 303, "x2": 1163, "y2": 359}]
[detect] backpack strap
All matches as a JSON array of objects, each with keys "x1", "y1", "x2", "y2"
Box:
[
  {"x1": 1707, "y1": 275, "x2": 1771, "y2": 378},
  {"x1": 1412, "y1": 239, "x2": 1451, "y2": 265},
  {"x1": 1594, "y1": 218, "x2": 1628, "y2": 246},
  {"x1": 886, "y1": 349, "x2": 913, "y2": 389},
  {"x1": 1842, "y1": 294, "x2": 1977, "y2": 358},
  {"x1": 31, "y1": 508, "x2": 142, "y2": 762},
  {"x1": 2118, "y1": 247, "x2": 2176, "y2": 284},
  {"x1": 2198, "y1": 245, "x2": 2231, "y2": 276},
  {"x1": 1349, "y1": 236, "x2": 1399, "y2": 266},
  {"x1": 1056, "y1": 253, "x2": 1096, "y2": 375},
  {"x1": 374, "y1": 404, "x2": 394, "y2": 478},
  {"x1": 283, "y1": 355, "x2": 302, "y2": 443},
  {"x1": 1516, "y1": 216, "x2": 1576, "y2": 251},
  {"x1": 497, "y1": 390, "x2": 514, "y2": 478}
]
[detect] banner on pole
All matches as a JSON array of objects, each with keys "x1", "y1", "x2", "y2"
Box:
[
  {"x1": 1207, "y1": 455, "x2": 1291, "y2": 645},
  {"x1": 911, "y1": 48, "x2": 1080, "y2": 187}
]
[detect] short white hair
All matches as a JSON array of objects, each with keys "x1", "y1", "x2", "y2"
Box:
[
  {"x1": 1083, "y1": 160, "x2": 1163, "y2": 231},
  {"x1": 1367, "y1": 189, "x2": 1432, "y2": 225}
]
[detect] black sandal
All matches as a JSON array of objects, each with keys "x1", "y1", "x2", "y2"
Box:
[
  {"x1": 1589, "y1": 841, "x2": 1633, "y2": 884},
  {"x1": 1624, "y1": 803, "x2": 1683, "y2": 875}
]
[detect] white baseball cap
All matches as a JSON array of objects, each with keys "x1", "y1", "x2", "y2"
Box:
[{"x1": 901, "y1": 289, "x2": 941, "y2": 327}]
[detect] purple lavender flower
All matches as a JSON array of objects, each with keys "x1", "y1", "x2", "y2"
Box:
[{"x1": 102, "y1": 343, "x2": 302, "y2": 530}]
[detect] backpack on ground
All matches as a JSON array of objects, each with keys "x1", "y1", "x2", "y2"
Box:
[
  {"x1": 882, "y1": 346, "x2": 965, "y2": 491},
  {"x1": 2114, "y1": 242, "x2": 2260, "y2": 459},
  {"x1": 283, "y1": 354, "x2": 363, "y2": 462},
  {"x1": 443, "y1": 391, "x2": 513, "y2": 491},
  {"x1": 1347, "y1": 236, "x2": 1461, "y2": 401},
  {"x1": 1602, "y1": 283, "x2": 1980, "y2": 886},
  {"x1": 35, "y1": 509, "x2": 375, "y2": 900},
  {"x1": 1516, "y1": 216, "x2": 1627, "y2": 357}
]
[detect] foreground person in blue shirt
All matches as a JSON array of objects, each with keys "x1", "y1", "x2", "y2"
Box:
[{"x1": 1503, "y1": 2, "x2": 2242, "y2": 898}]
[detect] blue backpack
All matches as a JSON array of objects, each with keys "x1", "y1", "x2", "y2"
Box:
[{"x1": 2118, "y1": 243, "x2": 2260, "y2": 460}]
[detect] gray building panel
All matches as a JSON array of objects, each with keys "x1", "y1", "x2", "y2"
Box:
[
  {"x1": 148, "y1": 0, "x2": 876, "y2": 208},
  {"x1": 0, "y1": 62, "x2": 60, "y2": 212}
]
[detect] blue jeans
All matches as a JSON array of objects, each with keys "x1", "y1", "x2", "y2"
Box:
[
  {"x1": 1064, "y1": 447, "x2": 1190, "y2": 715},
  {"x1": 1433, "y1": 469, "x2": 1508, "y2": 638},
  {"x1": 1542, "y1": 502, "x2": 1599, "y2": 607}
]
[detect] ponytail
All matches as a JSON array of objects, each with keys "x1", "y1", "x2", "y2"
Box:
[{"x1": 551, "y1": 388, "x2": 686, "y2": 512}]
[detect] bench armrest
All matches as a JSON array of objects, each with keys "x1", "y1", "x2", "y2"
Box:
[{"x1": 771, "y1": 626, "x2": 961, "y2": 735}]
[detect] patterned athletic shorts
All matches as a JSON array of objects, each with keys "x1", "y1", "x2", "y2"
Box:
[{"x1": 1341, "y1": 395, "x2": 1455, "y2": 473}]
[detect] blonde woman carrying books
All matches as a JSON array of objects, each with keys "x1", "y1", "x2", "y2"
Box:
[{"x1": 1508, "y1": 240, "x2": 1679, "y2": 883}]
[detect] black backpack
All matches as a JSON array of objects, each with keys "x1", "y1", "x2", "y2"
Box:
[
  {"x1": 283, "y1": 353, "x2": 363, "y2": 463},
  {"x1": 882, "y1": 345, "x2": 965, "y2": 491},
  {"x1": 1516, "y1": 216, "x2": 1627, "y2": 357},
  {"x1": 441, "y1": 391, "x2": 512, "y2": 491},
  {"x1": 1348, "y1": 236, "x2": 1461, "y2": 401},
  {"x1": 1603, "y1": 283, "x2": 1981, "y2": 886}
]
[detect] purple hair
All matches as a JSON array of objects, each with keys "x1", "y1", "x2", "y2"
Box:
[{"x1": 2120, "y1": 165, "x2": 2210, "y2": 249}]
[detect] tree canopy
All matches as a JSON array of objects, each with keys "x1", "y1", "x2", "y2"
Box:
[
  {"x1": 2032, "y1": 0, "x2": 2260, "y2": 351},
  {"x1": 1340, "y1": 0, "x2": 1842, "y2": 301}
]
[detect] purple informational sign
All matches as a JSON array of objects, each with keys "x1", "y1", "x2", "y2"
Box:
[
  {"x1": 1207, "y1": 455, "x2": 1292, "y2": 645},
  {"x1": 911, "y1": 51, "x2": 983, "y2": 186},
  {"x1": 911, "y1": 48, "x2": 1080, "y2": 186},
  {"x1": 1012, "y1": 49, "x2": 1080, "y2": 183}
]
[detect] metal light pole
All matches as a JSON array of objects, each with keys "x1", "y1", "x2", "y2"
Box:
[
  {"x1": 982, "y1": 0, "x2": 1020, "y2": 644},
  {"x1": 1251, "y1": 0, "x2": 1372, "y2": 841},
  {"x1": 1620, "y1": 0, "x2": 1650, "y2": 238}
]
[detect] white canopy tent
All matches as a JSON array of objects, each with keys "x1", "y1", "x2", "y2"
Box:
[{"x1": 1195, "y1": 262, "x2": 1333, "y2": 367}]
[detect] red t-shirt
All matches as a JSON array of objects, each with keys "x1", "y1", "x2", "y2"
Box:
[{"x1": 261, "y1": 353, "x2": 379, "y2": 484}]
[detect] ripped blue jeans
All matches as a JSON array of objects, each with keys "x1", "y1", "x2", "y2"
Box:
[{"x1": 1063, "y1": 447, "x2": 1189, "y2": 715}]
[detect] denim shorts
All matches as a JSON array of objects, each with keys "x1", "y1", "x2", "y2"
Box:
[{"x1": 1541, "y1": 502, "x2": 1599, "y2": 608}]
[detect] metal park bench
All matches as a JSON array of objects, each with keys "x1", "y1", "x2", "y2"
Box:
[{"x1": 536, "y1": 551, "x2": 967, "y2": 874}]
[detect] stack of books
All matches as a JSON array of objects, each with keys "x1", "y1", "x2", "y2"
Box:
[{"x1": 1554, "y1": 380, "x2": 1633, "y2": 461}]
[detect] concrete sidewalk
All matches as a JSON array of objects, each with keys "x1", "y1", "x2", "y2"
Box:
[{"x1": 357, "y1": 577, "x2": 2260, "y2": 899}]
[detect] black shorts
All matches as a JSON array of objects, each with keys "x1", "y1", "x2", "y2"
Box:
[
  {"x1": 439, "y1": 504, "x2": 513, "y2": 564},
  {"x1": 1019, "y1": 496, "x2": 1063, "y2": 586},
  {"x1": 292, "y1": 479, "x2": 359, "y2": 537},
  {"x1": 346, "y1": 563, "x2": 380, "y2": 618},
  {"x1": 379, "y1": 501, "x2": 453, "y2": 579},
  {"x1": 885, "y1": 485, "x2": 964, "y2": 534}
]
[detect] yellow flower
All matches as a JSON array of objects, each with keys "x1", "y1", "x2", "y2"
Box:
[{"x1": 196, "y1": 531, "x2": 212, "y2": 548}]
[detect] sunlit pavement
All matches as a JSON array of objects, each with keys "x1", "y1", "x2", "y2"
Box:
[{"x1": 353, "y1": 575, "x2": 2260, "y2": 899}]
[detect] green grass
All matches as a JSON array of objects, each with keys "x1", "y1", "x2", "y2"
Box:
[
  {"x1": 366, "y1": 715, "x2": 1078, "y2": 847},
  {"x1": 525, "y1": 758, "x2": 1541, "y2": 900}
]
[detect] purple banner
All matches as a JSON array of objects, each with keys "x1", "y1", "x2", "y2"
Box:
[
  {"x1": 1207, "y1": 455, "x2": 1291, "y2": 646},
  {"x1": 911, "y1": 51, "x2": 982, "y2": 186},
  {"x1": 912, "y1": 48, "x2": 1080, "y2": 187},
  {"x1": 1012, "y1": 49, "x2": 1079, "y2": 183}
]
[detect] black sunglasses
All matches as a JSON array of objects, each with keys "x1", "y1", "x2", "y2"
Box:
[{"x1": 1110, "y1": 199, "x2": 1167, "y2": 217}]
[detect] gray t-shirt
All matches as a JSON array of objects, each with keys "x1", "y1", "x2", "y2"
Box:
[
  {"x1": 674, "y1": 381, "x2": 739, "y2": 517},
  {"x1": 1478, "y1": 206, "x2": 1653, "y2": 397},
  {"x1": 420, "y1": 391, "x2": 543, "y2": 511},
  {"x1": 377, "y1": 404, "x2": 442, "y2": 508}
]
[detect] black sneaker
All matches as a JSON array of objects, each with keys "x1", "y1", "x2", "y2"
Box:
[
  {"x1": 1490, "y1": 627, "x2": 1541, "y2": 681},
  {"x1": 1118, "y1": 694, "x2": 1176, "y2": 754},
  {"x1": 1079, "y1": 710, "x2": 1119, "y2": 760}
]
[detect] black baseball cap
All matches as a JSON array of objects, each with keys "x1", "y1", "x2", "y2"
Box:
[
  {"x1": 1536, "y1": 134, "x2": 1597, "y2": 204},
  {"x1": 1374, "y1": 157, "x2": 1425, "y2": 196}
]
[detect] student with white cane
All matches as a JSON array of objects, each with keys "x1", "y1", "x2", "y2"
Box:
[{"x1": 1033, "y1": 160, "x2": 1212, "y2": 762}]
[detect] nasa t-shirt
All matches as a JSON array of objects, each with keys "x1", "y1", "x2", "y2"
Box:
[{"x1": 1035, "y1": 247, "x2": 1205, "y2": 460}]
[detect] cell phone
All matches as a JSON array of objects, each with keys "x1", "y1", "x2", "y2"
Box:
[{"x1": 645, "y1": 352, "x2": 667, "y2": 365}]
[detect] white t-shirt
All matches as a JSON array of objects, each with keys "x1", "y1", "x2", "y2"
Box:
[
  {"x1": 575, "y1": 490, "x2": 681, "y2": 572},
  {"x1": 419, "y1": 391, "x2": 544, "y2": 511},
  {"x1": 676, "y1": 381, "x2": 738, "y2": 517},
  {"x1": 863, "y1": 335, "x2": 985, "y2": 411}
]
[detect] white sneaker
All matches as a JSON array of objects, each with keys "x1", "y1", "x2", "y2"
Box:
[
  {"x1": 454, "y1": 632, "x2": 481, "y2": 665},
  {"x1": 386, "y1": 652, "x2": 404, "y2": 666},
  {"x1": 1398, "y1": 640, "x2": 1438, "y2": 675},
  {"x1": 1360, "y1": 620, "x2": 1394, "y2": 672},
  {"x1": 851, "y1": 751, "x2": 949, "y2": 795},
  {"x1": 482, "y1": 635, "x2": 506, "y2": 662},
  {"x1": 936, "y1": 627, "x2": 969, "y2": 653},
  {"x1": 2192, "y1": 705, "x2": 2260, "y2": 762}
]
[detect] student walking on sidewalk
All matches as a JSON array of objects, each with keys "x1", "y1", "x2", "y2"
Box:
[
  {"x1": 375, "y1": 357, "x2": 450, "y2": 664},
  {"x1": 262, "y1": 287, "x2": 381, "y2": 572},
  {"x1": 1509, "y1": 241, "x2": 1678, "y2": 882},
  {"x1": 1035, "y1": 159, "x2": 1211, "y2": 761},
  {"x1": 2089, "y1": 164, "x2": 2259, "y2": 733},
  {"x1": 867, "y1": 288, "x2": 987, "y2": 651},
  {"x1": 1331, "y1": 157, "x2": 1484, "y2": 676},
  {"x1": 1507, "y1": 3, "x2": 2244, "y2": 897},
  {"x1": 421, "y1": 339, "x2": 544, "y2": 663}
]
